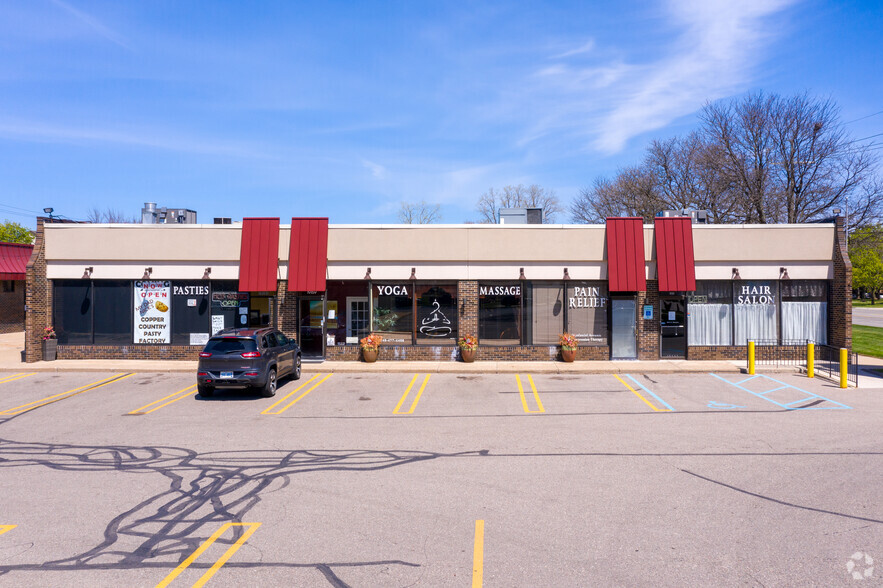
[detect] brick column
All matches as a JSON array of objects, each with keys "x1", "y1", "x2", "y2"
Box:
[
  {"x1": 277, "y1": 280, "x2": 298, "y2": 343},
  {"x1": 458, "y1": 281, "x2": 478, "y2": 339},
  {"x1": 25, "y1": 218, "x2": 50, "y2": 363},
  {"x1": 636, "y1": 281, "x2": 659, "y2": 360},
  {"x1": 830, "y1": 216, "x2": 852, "y2": 350}
]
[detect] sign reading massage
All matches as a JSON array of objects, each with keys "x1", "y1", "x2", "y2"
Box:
[
  {"x1": 479, "y1": 285, "x2": 521, "y2": 296},
  {"x1": 134, "y1": 280, "x2": 171, "y2": 344}
]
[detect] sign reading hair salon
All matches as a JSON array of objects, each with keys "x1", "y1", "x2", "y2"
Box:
[
  {"x1": 134, "y1": 280, "x2": 171, "y2": 344},
  {"x1": 736, "y1": 282, "x2": 776, "y2": 305}
]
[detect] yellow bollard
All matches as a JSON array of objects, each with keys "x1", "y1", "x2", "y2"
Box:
[
  {"x1": 840, "y1": 348, "x2": 848, "y2": 389},
  {"x1": 748, "y1": 341, "x2": 755, "y2": 375},
  {"x1": 807, "y1": 342, "x2": 814, "y2": 378}
]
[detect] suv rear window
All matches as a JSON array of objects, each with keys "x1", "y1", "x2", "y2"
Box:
[{"x1": 203, "y1": 338, "x2": 258, "y2": 354}]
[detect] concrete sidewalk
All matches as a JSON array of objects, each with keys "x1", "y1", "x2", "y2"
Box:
[{"x1": 3, "y1": 332, "x2": 881, "y2": 384}]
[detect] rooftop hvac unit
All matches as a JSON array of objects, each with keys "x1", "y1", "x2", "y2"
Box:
[{"x1": 498, "y1": 207, "x2": 544, "y2": 224}]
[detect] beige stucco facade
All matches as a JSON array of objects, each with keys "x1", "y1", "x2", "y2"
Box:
[{"x1": 43, "y1": 222, "x2": 836, "y2": 282}]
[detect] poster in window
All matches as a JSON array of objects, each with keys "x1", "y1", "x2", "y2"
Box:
[{"x1": 134, "y1": 280, "x2": 171, "y2": 344}]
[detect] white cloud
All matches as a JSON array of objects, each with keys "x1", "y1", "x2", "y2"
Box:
[
  {"x1": 362, "y1": 159, "x2": 388, "y2": 180},
  {"x1": 551, "y1": 40, "x2": 595, "y2": 59},
  {"x1": 523, "y1": 0, "x2": 798, "y2": 154},
  {"x1": 50, "y1": 0, "x2": 132, "y2": 51}
]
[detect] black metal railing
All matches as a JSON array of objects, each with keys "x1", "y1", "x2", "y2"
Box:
[{"x1": 748, "y1": 339, "x2": 859, "y2": 387}]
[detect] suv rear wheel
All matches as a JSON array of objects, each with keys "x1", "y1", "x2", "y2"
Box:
[
  {"x1": 198, "y1": 384, "x2": 214, "y2": 398},
  {"x1": 262, "y1": 368, "x2": 277, "y2": 397}
]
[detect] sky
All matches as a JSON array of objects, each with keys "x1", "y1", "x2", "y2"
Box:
[{"x1": 0, "y1": 0, "x2": 881, "y2": 228}]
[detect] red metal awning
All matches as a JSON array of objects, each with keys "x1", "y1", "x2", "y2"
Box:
[
  {"x1": 288, "y1": 217, "x2": 329, "y2": 292},
  {"x1": 0, "y1": 242, "x2": 33, "y2": 280},
  {"x1": 238, "y1": 218, "x2": 280, "y2": 292},
  {"x1": 654, "y1": 217, "x2": 696, "y2": 292},
  {"x1": 605, "y1": 217, "x2": 646, "y2": 292}
]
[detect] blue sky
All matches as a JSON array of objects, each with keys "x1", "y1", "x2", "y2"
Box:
[{"x1": 1, "y1": 0, "x2": 881, "y2": 228}]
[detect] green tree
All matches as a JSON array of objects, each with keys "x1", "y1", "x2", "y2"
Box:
[
  {"x1": 852, "y1": 249, "x2": 883, "y2": 304},
  {"x1": 0, "y1": 220, "x2": 34, "y2": 244}
]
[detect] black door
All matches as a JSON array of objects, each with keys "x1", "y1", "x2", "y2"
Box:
[
  {"x1": 660, "y1": 297, "x2": 686, "y2": 358},
  {"x1": 298, "y1": 298, "x2": 325, "y2": 359}
]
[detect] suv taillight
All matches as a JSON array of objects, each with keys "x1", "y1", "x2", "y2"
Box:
[
  {"x1": 199, "y1": 352, "x2": 212, "y2": 358},
  {"x1": 241, "y1": 351, "x2": 261, "y2": 358}
]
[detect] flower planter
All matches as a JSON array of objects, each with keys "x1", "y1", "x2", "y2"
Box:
[
  {"x1": 560, "y1": 348, "x2": 576, "y2": 363},
  {"x1": 43, "y1": 339, "x2": 57, "y2": 361},
  {"x1": 460, "y1": 348, "x2": 476, "y2": 363},
  {"x1": 361, "y1": 347, "x2": 378, "y2": 363}
]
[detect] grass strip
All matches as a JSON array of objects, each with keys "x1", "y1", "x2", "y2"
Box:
[{"x1": 852, "y1": 325, "x2": 883, "y2": 359}]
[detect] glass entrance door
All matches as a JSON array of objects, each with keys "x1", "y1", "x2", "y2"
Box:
[
  {"x1": 611, "y1": 299, "x2": 637, "y2": 359},
  {"x1": 660, "y1": 297, "x2": 686, "y2": 358},
  {"x1": 299, "y1": 298, "x2": 325, "y2": 359}
]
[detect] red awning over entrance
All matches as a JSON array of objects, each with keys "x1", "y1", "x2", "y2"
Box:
[
  {"x1": 238, "y1": 218, "x2": 280, "y2": 292},
  {"x1": 605, "y1": 217, "x2": 646, "y2": 292},
  {"x1": 0, "y1": 242, "x2": 33, "y2": 280},
  {"x1": 654, "y1": 217, "x2": 696, "y2": 292},
  {"x1": 288, "y1": 217, "x2": 329, "y2": 292}
]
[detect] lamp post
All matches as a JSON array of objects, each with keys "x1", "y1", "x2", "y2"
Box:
[{"x1": 43, "y1": 207, "x2": 54, "y2": 220}]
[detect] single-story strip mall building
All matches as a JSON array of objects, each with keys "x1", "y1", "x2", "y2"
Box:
[{"x1": 24, "y1": 216, "x2": 852, "y2": 362}]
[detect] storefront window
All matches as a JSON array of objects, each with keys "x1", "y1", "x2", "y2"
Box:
[
  {"x1": 325, "y1": 281, "x2": 369, "y2": 346},
  {"x1": 95, "y1": 280, "x2": 133, "y2": 345},
  {"x1": 687, "y1": 281, "x2": 733, "y2": 346},
  {"x1": 416, "y1": 283, "x2": 457, "y2": 344},
  {"x1": 565, "y1": 282, "x2": 608, "y2": 345},
  {"x1": 210, "y1": 280, "x2": 248, "y2": 334},
  {"x1": 528, "y1": 283, "x2": 564, "y2": 345},
  {"x1": 479, "y1": 283, "x2": 522, "y2": 345},
  {"x1": 53, "y1": 280, "x2": 92, "y2": 345},
  {"x1": 734, "y1": 280, "x2": 777, "y2": 345},
  {"x1": 171, "y1": 282, "x2": 211, "y2": 346},
  {"x1": 781, "y1": 280, "x2": 827, "y2": 344},
  {"x1": 372, "y1": 283, "x2": 413, "y2": 344}
]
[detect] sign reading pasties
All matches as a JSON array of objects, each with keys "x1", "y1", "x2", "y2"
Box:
[{"x1": 134, "y1": 280, "x2": 171, "y2": 344}]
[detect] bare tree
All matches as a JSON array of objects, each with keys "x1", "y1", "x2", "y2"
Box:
[
  {"x1": 570, "y1": 166, "x2": 662, "y2": 223},
  {"x1": 398, "y1": 201, "x2": 442, "y2": 224},
  {"x1": 573, "y1": 91, "x2": 882, "y2": 226},
  {"x1": 87, "y1": 207, "x2": 137, "y2": 223},
  {"x1": 476, "y1": 184, "x2": 562, "y2": 223}
]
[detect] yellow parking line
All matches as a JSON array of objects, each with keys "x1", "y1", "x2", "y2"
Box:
[
  {"x1": 155, "y1": 521, "x2": 260, "y2": 588},
  {"x1": 614, "y1": 374, "x2": 670, "y2": 412},
  {"x1": 0, "y1": 373, "x2": 35, "y2": 385},
  {"x1": 472, "y1": 520, "x2": 484, "y2": 588},
  {"x1": 0, "y1": 373, "x2": 134, "y2": 416},
  {"x1": 261, "y1": 374, "x2": 331, "y2": 415},
  {"x1": 393, "y1": 374, "x2": 430, "y2": 414},
  {"x1": 0, "y1": 525, "x2": 16, "y2": 536},
  {"x1": 516, "y1": 374, "x2": 545, "y2": 413},
  {"x1": 128, "y1": 384, "x2": 197, "y2": 415}
]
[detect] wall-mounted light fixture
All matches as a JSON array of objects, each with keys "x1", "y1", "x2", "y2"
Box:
[
  {"x1": 142, "y1": 267, "x2": 153, "y2": 280},
  {"x1": 364, "y1": 267, "x2": 372, "y2": 280},
  {"x1": 82, "y1": 266, "x2": 93, "y2": 279},
  {"x1": 732, "y1": 267, "x2": 741, "y2": 280},
  {"x1": 780, "y1": 267, "x2": 790, "y2": 280},
  {"x1": 833, "y1": 208, "x2": 842, "y2": 216},
  {"x1": 409, "y1": 267, "x2": 416, "y2": 280},
  {"x1": 519, "y1": 267, "x2": 526, "y2": 280},
  {"x1": 202, "y1": 267, "x2": 212, "y2": 280},
  {"x1": 563, "y1": 268, "x2": 571, "y2": 280}
]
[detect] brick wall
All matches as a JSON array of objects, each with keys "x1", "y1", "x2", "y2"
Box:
[
  {"x1": 25, "y1": 218, "x2": 50, "y2": 363},
  {"x1": 458, "y1": 280, "x2": 478, "y2": 338},
  {"x1": 636, "y1": 281, "x2": 659, "y2": 359},
  {"x1": 830, "y1": 216, "x2": 852, "y2": 350},
  {"x1": 58, "y1": 345, "x2": 203, "y2": 360},
  {"x1": 0, "y1": 280, "x2": 25, "y2": 333}
]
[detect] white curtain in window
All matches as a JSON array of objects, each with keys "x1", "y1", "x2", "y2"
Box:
[
  {"x1": 782, "y1": 301, "x2": 827, "y2": 344},
  {"x1": 734, "y1": 304, "x2": 777, "y2": 344},
  {"x1": 687, "y1": 303, "x2": 732, "y2": 346}
]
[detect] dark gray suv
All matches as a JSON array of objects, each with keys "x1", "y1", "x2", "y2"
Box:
[{"x1": 197, "y1": 327, "x2": 301, "y2": 398}]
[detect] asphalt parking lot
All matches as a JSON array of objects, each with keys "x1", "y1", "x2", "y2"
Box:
[{"x1": 0, "y1": 370, "x2": 880, "y2": 586}]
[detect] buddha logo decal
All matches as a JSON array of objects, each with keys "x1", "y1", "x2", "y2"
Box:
[{"x1": 419, "y1": 300, "x2": 452, "y2": 337}]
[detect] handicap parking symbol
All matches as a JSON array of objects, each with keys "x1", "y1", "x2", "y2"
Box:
[{"x1": 707, "y1": 401, "x2": 745, "y2": 410}]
